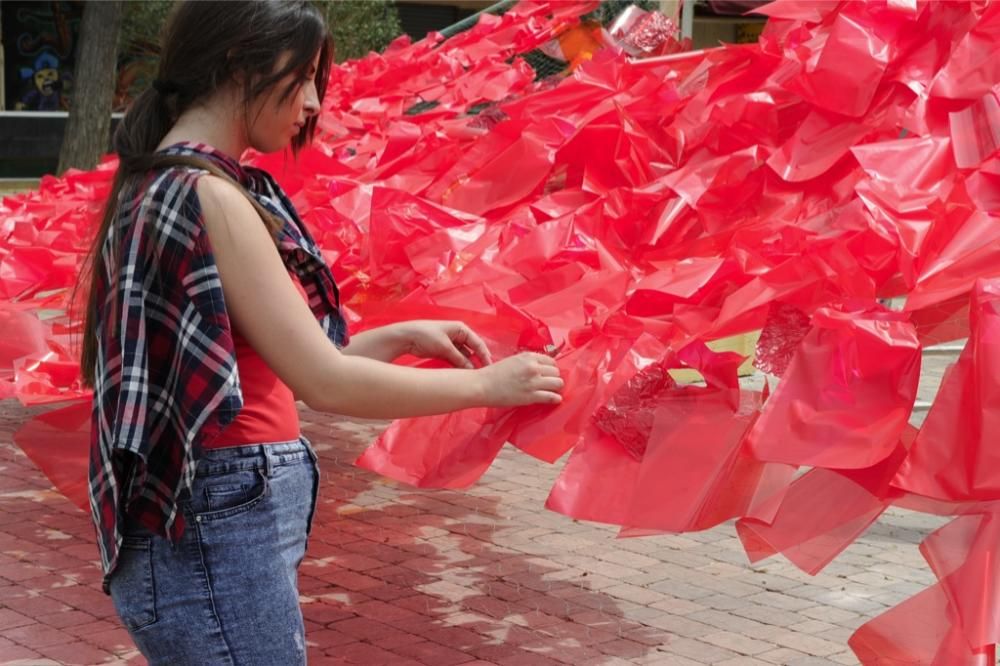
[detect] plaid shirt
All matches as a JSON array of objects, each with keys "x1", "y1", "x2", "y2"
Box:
[{"x1": 89, "y1": 142, "x2": 348, "y2": 589}]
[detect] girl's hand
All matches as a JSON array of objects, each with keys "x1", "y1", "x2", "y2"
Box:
[
  {"x1": 401, "y1": 320, "x2": 493, "y2": 369},
  {"x1": 477, "y1": 352, "x2": 564, "y2": 407}
]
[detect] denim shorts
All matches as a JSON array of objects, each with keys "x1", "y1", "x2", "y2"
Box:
[{"x1": 108, "y1": 438, "x2": 320, "y2": 666}]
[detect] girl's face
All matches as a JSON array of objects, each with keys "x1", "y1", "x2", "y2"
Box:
[{"x1": 247, "y1": 51, "x2": 321, "y2": 154}]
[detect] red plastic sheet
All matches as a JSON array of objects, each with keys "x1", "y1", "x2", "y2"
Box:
[
  {"x1": 0, "y1": 310, "x2": 50, "y2": 399},
  {"x1": 736, "y1": 429, "x2": 912, "y2": 576},
  {"x1": 748, "y1": 305, "x2": 920, "y2": 469},
  {"x1": 354, "y1": 405, "x2": 515, "y2": 489},
  {"x1": 12, "y1": 399, "x2": 91, "y2": 513},
  {"x1": 548, "y1": 336, "x2": 792, "y2": 534},
  {"x1": 4, "y1": 1, "x2": 1000, "y2": 661},
  {"x1": 850, "y1": 580, "x2": 996, "y2": 666},
  {"x1": 850, "y1": 512, "x2": 1000, "y2": 665},
  {"x1": 593, "y1": 356, "x2": 677, "y2": 460},
  {"x1": 895, "y1": 279, "x2": 1000, "y2": 501},
  {"x1": 544, "y1": 331, "x2": 666, "y2": 522},
  {"x1": 621, "y1": 387, "x2": 789, "y2": 533},
  {"x1": 507, "y1": 334, "x2": 623, "y2": 463}
]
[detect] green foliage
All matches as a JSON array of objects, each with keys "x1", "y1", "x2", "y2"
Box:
[
  {"x1": 119, "y1": 0, "x2": 173, "y2": 53},
  {"x1": 111, "y1": 0, "x2": 403, "y2": 103},
  {"x1": 116, "y1": 0, "x2": 173, "y2": 107},
  {"x1": 116, "y1": 0, "x2": 406, "y2": 61},
  {"x1": 316, "y1": 0, "x2": 403, "y2": 63}
]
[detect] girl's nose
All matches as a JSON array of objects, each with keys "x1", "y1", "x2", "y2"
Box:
[{"x1": 303, "y1": 81, "x2": 320, "y2": 116}]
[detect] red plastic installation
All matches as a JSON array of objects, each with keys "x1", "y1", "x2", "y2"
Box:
[{"x1": 3, "y1": 0, "x2": 1000, "y2": 661}]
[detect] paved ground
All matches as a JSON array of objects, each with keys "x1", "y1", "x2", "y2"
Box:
[{"x1": 0, "y1": 352, "x2": 957, "y2": 665}]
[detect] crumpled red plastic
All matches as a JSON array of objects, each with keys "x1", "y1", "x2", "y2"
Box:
[
  {"x1": 506, "y1": 334, "x2": 625, "y2": 463},
  {"x1": 929, "y1": 1, "x2": 1000, "y2": 100},
  {"x1": 544, "y1": 332, "x2": 668, "y2": 526},
  {"x1": 949, "y1": 88, "x2": 1000, "y2": 169},
  {"x1": 354, "y1": 405, "x2": 515, "y2": 489},
  {"x1": 923, "y1": 512, "x2": 1000, "y2": 652},
  {"x1": 0, "y1": 309, "x2": 50, "y2": 397},
  {"x1": 548, "y1": 335, "x2": 791, "y2": 534}
]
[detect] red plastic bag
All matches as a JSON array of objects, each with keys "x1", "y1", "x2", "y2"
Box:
[
  {"x1": 736, "y1": 433, "x2": 911, "y2": 575},
  {"x1": 850, "y1": 581, "x2": 995, "y2": 666},
  {"x1": 355, "y1": 405, "x2": 514, "y2": 489},
  {"x1": 622, "y1": 387, "x2": 788, "y2": 533},
  {"x1": 749, "y1": 305, "x2": 920, "y2": 469},
  {"x1": 849, "y1": 512, "x2": 1000, "y2": 665}
]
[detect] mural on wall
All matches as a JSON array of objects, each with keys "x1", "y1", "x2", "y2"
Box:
[
  {"x1": 2, "y1": 0, "x2": 165, "y2": 113},
  {"x1": 2, "y1": 1, "x2": 83, "y2": 111},
  {"x1": 17, "y1": 49, "x2": 67, "y2": 110}
]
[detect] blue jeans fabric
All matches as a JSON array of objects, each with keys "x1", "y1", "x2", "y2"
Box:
[{"x1": 109, "y1": 438, "x2": 320, "y2": 666}]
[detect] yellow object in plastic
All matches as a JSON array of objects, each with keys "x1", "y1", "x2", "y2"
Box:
[{"x1": 668, "y1": 331, "x2": 760, "y2": 384}]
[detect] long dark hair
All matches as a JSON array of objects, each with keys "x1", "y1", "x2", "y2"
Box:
[{"x1": 79, "y1": 0, "x2": 332, "y2": 387}]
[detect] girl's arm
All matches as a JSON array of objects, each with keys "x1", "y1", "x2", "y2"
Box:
[
  {"x1": 343, "y1": 320, "x2": 494, "y2": 369},
  {"x1": 197, "y1": 177, "x2": 562, "y2": 420},
  {"x1": 340, "y1": 326, "x2": 408, "y2": 363}
]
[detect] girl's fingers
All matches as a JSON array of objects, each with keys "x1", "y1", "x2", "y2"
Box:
[
  {"x1": 538, "y1": 364, "x2": 561, "y2": 377},
  {"x1": 462, "y1": 330, "x2": 493, "y2": 365},
  {"x1": 534, "y1": 376, "x2": 565, "y2": 392},
  {"x1": 534, "y1": 390, "x2": 563, "y2": 404},
  {"x1": 441, "y1": 342, "x2": 473, "y2": 369}
]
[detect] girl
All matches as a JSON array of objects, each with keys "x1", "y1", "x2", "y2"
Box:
[{"x1": 79, "y1": 2, "x2": 563, "y2": 664}]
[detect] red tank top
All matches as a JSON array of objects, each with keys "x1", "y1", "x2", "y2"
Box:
[{"x1": 205, "y1": 277, "x2": 306, "y2": 448}]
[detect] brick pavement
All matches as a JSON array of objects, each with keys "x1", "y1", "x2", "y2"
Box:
[{"x1": 0, "y1": 352, "x2": 959, "y2": 665}]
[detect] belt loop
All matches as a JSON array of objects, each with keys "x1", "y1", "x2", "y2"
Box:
[
  {"x1": 302, "y1": 435, "x2": 318, "y2": 464},
  {"x1": 263, "y1": 445, "x2": 274, "y2": 478}
]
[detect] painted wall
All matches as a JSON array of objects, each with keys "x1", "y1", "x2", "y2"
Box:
[{"x1": 1, "y1": 1, "x2": 83, "y2": 111}]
